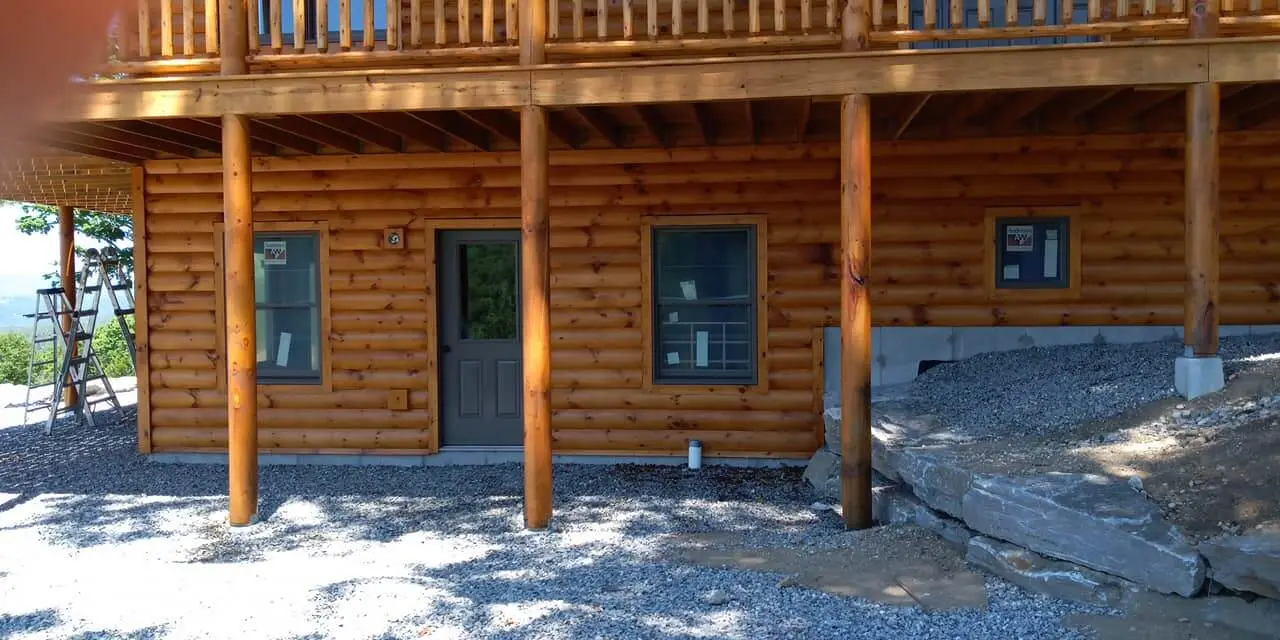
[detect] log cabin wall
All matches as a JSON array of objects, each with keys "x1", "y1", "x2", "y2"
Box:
[{"x1": 138, "y1": 132, "x2": 1280, "y2": 458}]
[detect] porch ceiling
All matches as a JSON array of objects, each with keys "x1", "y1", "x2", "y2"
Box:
[{"x1": 10, "y1": 82, "x2": 1280, "y2": 213}]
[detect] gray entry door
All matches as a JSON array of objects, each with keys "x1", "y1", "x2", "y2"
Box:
[{"x1": 438, "y1": 229, "x2": 523, "y2": 447}]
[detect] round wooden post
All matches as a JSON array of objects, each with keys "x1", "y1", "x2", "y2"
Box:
[
  {"x1": 58, "y1": 206, "x2": 78, "y2": 409},
  {"x1": 222, "y1": 0, "x2": 258, "y2": 527},
  {"x1": 1185, "y1": 0, "x2": 1219, "y2": 357},
  {"x1": 1185, "y1": 82, "x2": 1219, "y2": 357},
  {"x1": 521, "y1": 104, "x2": 552, "y2": 530},
  {"x1": 839, "y1": 0, "x2": 873, "y2": 530}
]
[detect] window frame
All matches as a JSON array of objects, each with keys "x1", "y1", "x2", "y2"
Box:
[
  {"x1": 983, "y1": 206, "x2": 1082, "y2": 302},
  {"x1": 214, "y1": 221, "x2": 333, "y2": 391},
  {"x1": 641, "y1": 215, "x2": 769, "y2": 392}
]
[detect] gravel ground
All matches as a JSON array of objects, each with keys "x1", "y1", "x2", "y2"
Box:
[
  {"x1": 0, "y1": 399, "x2": 1115, "y2": 640},
  {"x1": 904, "y1": 333, "x2": 1280, "y2": 440}
]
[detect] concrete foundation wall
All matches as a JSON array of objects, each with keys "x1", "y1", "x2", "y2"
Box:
[{"x1": 823, "y1": 325, "x2": 1280, "y2": 407}]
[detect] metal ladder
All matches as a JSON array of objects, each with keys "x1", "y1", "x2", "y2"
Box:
[
  {"x1": 21, "y1": 252, "x2": 124, "y2": 434},
  {"x1": 95, "y1": 247, "x2": 137, "y2": 365}
]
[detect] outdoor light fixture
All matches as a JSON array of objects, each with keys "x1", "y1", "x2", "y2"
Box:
[{"x1": 383, "y1": 228, "x2": 406, "y2": 250}]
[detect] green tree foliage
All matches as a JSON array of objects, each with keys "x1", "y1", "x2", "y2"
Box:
[
  {"x1": 0, "y1": 320, "x2": 136, "y2": 386},
  {"x1": 10, "y1": 204, "x2": 134, "y2": 282},
  {"x1": 463, "y1": 244, "x2": 518, "y2": 340}
]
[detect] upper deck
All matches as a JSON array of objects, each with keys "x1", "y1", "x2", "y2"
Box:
[{"x1": 104, "y1": 0, "x2": 1280, "y2": 77}]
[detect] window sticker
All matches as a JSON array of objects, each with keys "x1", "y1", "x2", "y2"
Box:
[
  {"x1": 695, "y1": 331, "x2": 710, "y2": 368},
  {"x1": 263, "y1": 240, "x2": 288, "y2": 265},
  {"x1": 1003, "y1": 264, "x2": 1021, "y2": 280},
  {"x1": 1044, "y1": 229, "x2": 1060, "y2": 279},
  {"x1": 276, "y1": 332, "x2": 292, "y2": 367},
  {"x1": 666, "y1": 352, "x2": 681, "y2": 365},
  {"x1": 680, "y1": 280, "x2": 698, "y2": 300},
  {"x1": 1005, "y1": 225, "x2": 1034, "y2": 253}
]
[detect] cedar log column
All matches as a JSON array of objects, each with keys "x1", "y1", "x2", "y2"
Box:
[
  {"x1": 58, "y1": 206, "x2": 78, "y2": 408},
  {"x1": 839, "y1": 0, "x2": 873, "y2": 529},
  {"x1": 1176, "y1": 0, "x2": 1223, "y2": 399},
  {"x1": 521, "y1": 0, "x2": 553, "y2": 530},
  {"x1": 222, "y1": 0, "x2": 258, "y2": 526}
]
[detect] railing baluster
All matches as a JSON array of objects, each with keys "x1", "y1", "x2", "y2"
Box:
[
  {"x1": 978, "y1": 0, "x2": 989, "y2": 25},
  {"x1": 182, "y1": 0, "x2": 195, "y2": 55},
  {"x1": 508, "y1": 0, "x2": 518, "y2": 40},
  {"x1": 778, "y1": 0, "x2": 789, "y2": 31},
  {"x1": 460, "y1": 0, "x2": 472, "y2": 43},
  {"x1": 318, "y1": 0, "x2": 331, "y2": 51},
  {"x1": 749, "y1": 0, "x2": 759, "y2": 32},
  {"x1": 598, "y1": 0, "x2": 608, "y2": 38},
  {"x1": 410, "y1": 0, "x2": 422, "y2": 45},
  {"x1": 270, "y1": 0, "x2": 282, "y2": 52},
  {"x1": 827, "y1": 0, "x2": 836, "y2": 29},
  {"x1": 700, "y1": 0, "x2": 710, "y2": 32},
  {"x1": 801, "y1": 0, "x2": 811, "y2": 31},
  {"x1": 247, "y1": 0, "x2": 261, "y2": 52},
  {"x1": 1006, "y1": 0, "x2": 1018, "y2": 24},
  {"x1": 435, "y1": 0, "x2": 447, "y2": 44},
  {"x1": 1171, "y1": 0, "x2": 1185, "y2": 15},
  {"x1": 1087, "y1": 0, "x2": 1099, "y2": 21},
  {"x1": 649, "y1": 0, "x2": 659, "y2": 37},
  {"x1": 1033, "y1": 0, "x2": 1045, "y2": 24},
  {"x1": 574, "y1": 0, "x2": 585, "y2": 37},
  {"x1": 1115, "y1": 0, "x2": 1127, "y2": 17},
  {"x1": 1248, "y1": 0, "x2": 1260, "y2": 13},
  {"x1": 924, "y1": 0, "x2": 936, "y2": 28},
  {"x1": 341, "y1": 0, "x2": 353, "y2": 49},
  {"x1": 1221, "y1": 0, "x2": 1233, "y2": 13},
  {"x1": 549, "y1": 0, "x2": 560, "y2": 39},
  {"x1": 1064, "y1": 0, "x2": 1075, "y2": 22},
  {"x1": 204, "y1": 0, "x2": 219, "y2": 54},
  {"x1": 294, "y1": 0, "x2": 307, "y2": 51},
  {"x1": 724, "y1": 0, "x2": 735, "y2": 33},
  {"x1": 363, "y1": 0, "x2": 375, "y2": 50},
  {"x1": 483, "y1": 0, "x2": 495, "y2": 42},
  {"x1": 623, "y1": 0, "x2": 634, "y2": 37},
  {"x1": 897, "y1": 0, "x2": 908, "y2": 27},
  {"x1": 389, "y1": 0, "x2": 402, "y2": 48},
  {"x1": 161, "y1": 0, "x2": 175, "y2": 56},
  {"x1": 138, "y1": 0, "x2": 152, "y2": 58},
  {"x1": 950, "y1": 0, "x2": 961, "y2": 25}
]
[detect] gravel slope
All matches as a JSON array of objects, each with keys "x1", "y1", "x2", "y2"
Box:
[
  {"x1": 905, "y1": 333, "x2": 1280, "y2": 440},
  {"x1": 0, "y1": 405, "x2": 1110, "y2": 640}
]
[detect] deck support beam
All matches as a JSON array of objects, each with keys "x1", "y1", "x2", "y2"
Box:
[
  {"x1": 58, "y1": 206, "x2": 78, "y2": 409},
  {"x1": 1176, "y1": 0, "x2": 1222, "y2": 400},
  {"x1": 839, "y1": 0, "x2": 873, "y2": 530},
  {"x1": 521, "y1": 0, "x2": 553, "y2": 531},
  {"x1": 222, "y1": 0, "x2": 258, "y2": 526}
]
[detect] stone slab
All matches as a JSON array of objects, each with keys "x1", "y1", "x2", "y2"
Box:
[
  {"x1": 892, "y1": 448, "x2": 974, "y2": 519},
  {"x1": 967, "y1": 536, "x2": 1139, "y2": 608},
  {"x1": 875, "y1": 484, "x2": 974, "y2": 549},
  {"x1": 962, "y1": 473, "x2": 1206, "y2": 596},
  {"x1": 803, "y1": 448, "x2": 841, "y2": 500},
  {"x1": 1199, "y1": 527, "x2": 1280, "y2": 600}
]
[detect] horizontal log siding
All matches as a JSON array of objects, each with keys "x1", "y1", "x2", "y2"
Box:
[{"x1": 140, "y1": 133, "x2": 1280, "y2": 456}]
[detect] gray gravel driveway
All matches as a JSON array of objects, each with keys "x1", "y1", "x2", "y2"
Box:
[{"x1": 0, "y1": 408, "x2": 1106, "y2": 640}]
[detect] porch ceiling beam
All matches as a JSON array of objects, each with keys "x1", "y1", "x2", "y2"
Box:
[
  {"x1": 795, "y1": 98, "x2": 812, "y2": 143},
  {"x1": 411, "y1": 111, "x2": 493, "y2": 151},
  {"x1": 52, "y1": 38, "x2": 1280, "y2": 121},
  {"x1": 744, "y1": 102, "x2": 758, "y2": 145},
  {"x1": 354, "y1": 112, "x2": 449, "y2": 151},
  {"x1": 459, "y1": 110, "x2": 521, "y2": 147},
  {"x1": 286, "y1": 115, "x2": 366, "y2": 153},
  {"x1": 987, "y1": 90, "x2": 1058, "y2": 131},
  {"x1": 245, "y1": 119, "x2": 320, "y2": 154},
  {"x1": 98, "y1": 120, "x2": 220, "y2": 155},
  {"x1": 147, "y1": 118, "x2": 277, "y2": 155},
  {"x1": 891, "y1": 94, "x2": 931, "y2": 140},
  {"x1": 691, "y1": 103, "x2": 716, "y2": 145},
  {"x1": 56, "y1": 122, "x2": 197, "y2": 158},
  {"x1": 571, "y1": 107, "x2": 623, "y2": 148},
  {"x1": 633, "y1": 106, "x2": 667, "y2": 148},
  {"x1": 310, "y1": 113, "x2": 405, "y2": 151},
  {"x1": 546, "y1": 110, "x2": 586, "y2": 149}
]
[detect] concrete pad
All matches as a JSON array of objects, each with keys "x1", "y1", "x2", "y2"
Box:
[
  {"x1": 1099, "y1": 326, "x2": 1180, "y2": 344},
  {"x1": 1175, "y1": 355, "x2": 1225, "y2": 400}
]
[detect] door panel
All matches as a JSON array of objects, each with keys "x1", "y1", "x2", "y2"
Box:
[{"x1": 438, "y1": 230, "x2": 523, "y2": 447}]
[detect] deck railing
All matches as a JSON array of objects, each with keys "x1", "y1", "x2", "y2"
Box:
[{"x1": 103, "y1": 0, "x2": 1280, "y2": 75}]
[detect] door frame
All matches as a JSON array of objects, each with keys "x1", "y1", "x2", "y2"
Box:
[{"x1": 424, "y1": 218, "x2": 522, "y2": 453}]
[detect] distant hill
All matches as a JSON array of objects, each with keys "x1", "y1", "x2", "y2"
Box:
[{"x1": 0, "y1": 293, "x2": 118, "y2": 335}]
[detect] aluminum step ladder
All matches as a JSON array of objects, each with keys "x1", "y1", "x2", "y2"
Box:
[
  {"x1": 21, "y1": 255, "x2": 124, "y2": 434},
  {"x1": 94, "y1": 247, "x2": 137, "y2": 366}
]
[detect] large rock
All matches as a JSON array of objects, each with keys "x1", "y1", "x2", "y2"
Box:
[
  {"x1": 803, "y1": 448, "x2": 841, "y2": 499},
  {"x1": 892, "y1": 449, "x2": 974, "y2": 519},
  {"x1": 1199, "y1": 527, "x2": 1280, "y2": 600},
  {"x1": 875, "y1": 484, "x2": 974, "y2": 549},
  {"x1": 967, "y1": 536, "x2": 1139, "y2": 607},
  {"x1": 962, "y1": 473, "x2": 1206, "y2": 596}
]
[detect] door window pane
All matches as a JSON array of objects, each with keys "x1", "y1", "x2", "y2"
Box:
[
  {"x1": 254, "y1": 232, "x2": 322, "y2": 384},
  {"x1": 652, "y1": 226, "x2": 757, "y2": 384},
  {"x1": 460, "y1": 243, "x2": 518, "y2": 341}
]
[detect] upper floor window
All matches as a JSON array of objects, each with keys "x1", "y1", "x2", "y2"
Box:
[{"x1": 258, "y1": 0, "x2": 389, "y2": 42}]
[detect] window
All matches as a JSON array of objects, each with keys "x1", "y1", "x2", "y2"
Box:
[
  {"x1": 257, "y1": 0, "x2": 388, "y2": 43},
  {"x1": 254, "y1": 232, "x2": 323, "y2": 384},
  {"x1": 649, "y1": 224, "x2": 758, "y2": 385},
  {"x1": 983, "y1": 207, "x2": 1081, "y2": 300}
]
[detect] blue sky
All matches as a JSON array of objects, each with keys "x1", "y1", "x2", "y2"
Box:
[{"x1": 0, "y1": 202, "x2": 109, "y2": 296}]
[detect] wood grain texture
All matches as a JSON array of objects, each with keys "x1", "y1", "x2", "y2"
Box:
[{"x1": 140, "y1": 134, "x2": 1279, "y2": 459}]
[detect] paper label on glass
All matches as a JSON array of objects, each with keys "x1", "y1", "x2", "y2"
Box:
[
  {"x1": 263, "y1": 240, "x2": 288, "y2": 265},
  {"x1": 666, "y1": 352, "x2": 680, "y2": 365},
  {"x1": 1003, "y1": 264, "x2": 1021, "y2": 280},
  {"x1": 1044, "y1": 229, "x2": 1060, "y2": 279},
  {"x1": 667, "y1": 312, "x2": 679, "y2": 323},
  {"x1": 695, "y1": 331, "x2": 710, "y2": 368},
  {"x1": 1005, "y1": 225, "x2": 1034, "y2": 253},
  {"x1": 276, "y1": 332, "x2": 292, "y2": 367},
  {"x1": 680, "y1": 280, "x2": 698, "y2": 300}
]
